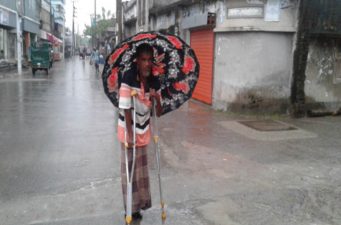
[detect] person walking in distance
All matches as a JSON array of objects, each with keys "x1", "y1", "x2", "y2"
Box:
[{"x1": 90, "y1": 48, "x2": 99, "y2": 73}]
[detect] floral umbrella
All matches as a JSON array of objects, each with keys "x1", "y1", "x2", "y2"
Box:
[{"x1": 102, "y1": 31, "x2": 199, "y2": 115}]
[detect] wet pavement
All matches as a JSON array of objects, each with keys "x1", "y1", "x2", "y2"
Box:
[{"x1": 0, "y1": 57, "x2": 341, "y2": 225}]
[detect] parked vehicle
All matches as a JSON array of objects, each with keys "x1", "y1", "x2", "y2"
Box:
[{"x1": 31, "y1": 42, "x2": 53, "y2": 75}]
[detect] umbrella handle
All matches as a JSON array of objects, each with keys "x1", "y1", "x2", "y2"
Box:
[
  {"x1": 125, "y1": 90, "x2": 138, "y2": 224},
  {"x1": 153, "y1": 100, "x2": 166, "y2": 221}
]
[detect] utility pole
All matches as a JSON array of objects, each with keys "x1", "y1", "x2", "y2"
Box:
[
  {"x1": 63, "y1": 20, "x2": 65, "y2": 59},
  {"x1": 116, "y1": 0, "x2": 122, "y2": 42},
  {"x1": 16, "y1": 0, "x2": 23, "y2": 75},
  {"x1": 72, "y1": 0, "x2": 76, "y2": 56},
  {"x1": 94, "y1": 0, "x2": 97, "y2": 48},
  {"x1": 144, "y1": 0, "x2": 149, "y2": 31},
  {"x1": 136, "y1": 0, "x2": 139, "y2": 32},
  {"x1": 16, "y1": 14, "x2": 22, "y2": 75}
]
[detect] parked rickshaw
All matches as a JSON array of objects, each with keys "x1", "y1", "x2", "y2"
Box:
[{"x1": 31, "y1": 42, "x2": 53, "y2": 75}]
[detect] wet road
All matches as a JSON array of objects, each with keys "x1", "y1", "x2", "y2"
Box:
[
  {"x1": 0, "y1": 58, "x2": 123, "y2": 224},
  {"x1": 1, "y1": 57, "x2": 341, "y2": 225}
]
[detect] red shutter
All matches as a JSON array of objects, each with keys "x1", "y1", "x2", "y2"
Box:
[{"x1": 190, "y1": 28, "x2": 214, "y2": 105}]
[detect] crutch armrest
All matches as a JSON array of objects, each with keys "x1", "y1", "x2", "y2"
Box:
[{"x1": 131, "y1": 90, "x2": 138, "y2": 96}]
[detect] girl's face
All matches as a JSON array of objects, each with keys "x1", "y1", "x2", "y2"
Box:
[{"x1": 137, "y1": 53, "x2": 153, "y2": 78}]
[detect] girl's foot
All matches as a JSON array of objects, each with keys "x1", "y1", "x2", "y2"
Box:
[{"x1": 132, "y1": 211, "x2": 143, "y2": 220}]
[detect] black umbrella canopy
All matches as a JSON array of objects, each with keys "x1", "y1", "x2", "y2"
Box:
[{"x1": 102, "y1": 31, "x2": 200, "y2": 115}]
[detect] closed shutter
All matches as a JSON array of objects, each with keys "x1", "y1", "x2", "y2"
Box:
[{"x1": 190, "y1": 28, "x2": 214, "y2": 104}]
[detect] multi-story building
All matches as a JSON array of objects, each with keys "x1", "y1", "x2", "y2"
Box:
[
  {"x1": 0, "y1": 1, "x2": 18, "y2": 61},
  {"x1": 22, "y1": 0, "x2": 40, "y2": 61},
  {"x1": 0, "y1": 0, "x2": 40, "y2": 62},
  {"x1": 121, "y1": 0, "x2": 341, "y2": 115},
  {"x1": 40, "y1": 0, "x2": 53, "y2": 34},
  {"x1": 51, "y1": 0, "x2": 65, "y2": 60}
]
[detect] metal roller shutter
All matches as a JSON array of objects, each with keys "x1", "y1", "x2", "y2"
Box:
[{"x1": 190, "y1": 28, "x2": 214, "y2": 104}]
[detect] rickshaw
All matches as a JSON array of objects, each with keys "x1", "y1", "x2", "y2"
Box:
[{"x1": 31, "y1": 42, "x2": 53, "y2": 75}]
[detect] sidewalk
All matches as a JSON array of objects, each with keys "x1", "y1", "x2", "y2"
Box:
[
  {"x1": 150, "y1": 101, "x2": 341, "y2": 225},
  {"x1": 0, "y1": 67, "x2": 31, "y2": 80}
]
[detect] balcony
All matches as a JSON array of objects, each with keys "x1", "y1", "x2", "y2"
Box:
[{"x1": 149, "y1": 0, "x2": 198, "y2": 14}]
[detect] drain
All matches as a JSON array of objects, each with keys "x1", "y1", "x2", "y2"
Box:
[{"x1": 238, "y1": 120, "x2": 297, "y2": 132}]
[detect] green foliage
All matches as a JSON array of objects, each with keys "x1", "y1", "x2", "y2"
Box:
[{"x1": 83, "y1": 8, "x2": 114, "y2": 40}]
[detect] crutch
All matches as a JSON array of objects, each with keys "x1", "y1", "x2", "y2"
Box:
[
  {"x1": 125, "y1": 90, "x2": 138, "y2": 224},
  {"x1": 152, "y1": 99, "x2": 166, "y2": 222}
]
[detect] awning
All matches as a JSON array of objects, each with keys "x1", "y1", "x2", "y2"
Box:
[{"x1": 40, "y1": 30, "x2": 63, "y2": 45}]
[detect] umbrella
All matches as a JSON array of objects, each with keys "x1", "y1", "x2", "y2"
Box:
[{"x1": 102, "y1": 31, "x2": 200, "y2": 115}]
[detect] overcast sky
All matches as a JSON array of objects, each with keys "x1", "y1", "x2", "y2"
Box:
[{"x1": 65, "y1": 0, "x2": 117, "y2": 34}]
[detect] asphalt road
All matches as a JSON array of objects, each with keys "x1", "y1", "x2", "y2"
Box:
[{"x1": 0, "y1": 57, "x2": 340, "y2": 225}]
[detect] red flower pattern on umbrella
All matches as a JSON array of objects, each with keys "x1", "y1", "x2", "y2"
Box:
[
  {"x1": 182, "y1": 56, "x2": 195, "y2": 75},
  {"x1": 167, "y1": 36, "x2": 182, "y2": 49},
  {"x1": 173, "y1": 81, "x2": 190, "y2": 94},
  {"x1": 109, "y1": 44, "x2": 129, "y2": 65},
  {"x1": 152, "y1": 53, "x2": 166, "y2": 76},
  {"x1": 152, "y1": 64, "x2": 165, "y2": 76},
  {"x1": 107, "y1": 67, "x2": 119, "y2": 92},
  {"x1": 132, "y1": 33, "x2": 157, "y2": 41}
]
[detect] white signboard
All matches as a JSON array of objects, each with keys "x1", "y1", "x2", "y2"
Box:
[
  {"x1": 265, "y1": 0, "x2": 280, "y2": 21},
  {"x1": 246, "y1": 0, "x2": 265, "y2": 5},
  {"x1": 228, "y1": 7, "x2": 263, "y2": 18}
]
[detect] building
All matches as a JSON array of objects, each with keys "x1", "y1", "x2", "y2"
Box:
[
  {"x1": 121, "y1": 0, "x2": 341, "y2": 116},
  {"x1": 22, "y1": 0, "x2": 41, "y2": 62},
  {"x1": 301, "y1": 0, "x2": 341, "y2": 114},
  {"x1": 39, "y1": 0, "x2": 54, "y2": 42},
  {"x1": 51, "y1": 0, "x2": 65, "y2": 60},
  {"x1": 0, "y1": 0, "x2": 40, "y2": 62},
  {"x1": 0, "y1": 1, "x2": 18, "y2": 61}
]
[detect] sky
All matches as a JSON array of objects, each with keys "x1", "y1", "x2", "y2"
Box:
[{"x1": 65, "y1": 0, "x2": 117, "y2": 34}]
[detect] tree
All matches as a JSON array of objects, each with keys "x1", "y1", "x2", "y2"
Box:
[
  {"x1": 83, "y1": 7, "x2": 114, "y2": 36},
  {"x1": 83, "y1": 8, "x2": 115, "y2": 47},
  {"x1": 83, "y1": 19, "x2": 113, "y2": 37}
]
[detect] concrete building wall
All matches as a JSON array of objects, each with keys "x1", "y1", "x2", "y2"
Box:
[
  {"x1": 151, "y1": 0, "x2": 183, "y2": 8},
  {"x1": 213, "y1": 32, "x2": 293, "y2": 112},
  {"x1": 151, "y1": 11, "x2": 176, "y2": 31},
  {"x1": 22, "y1": 0, "x2": 40, "y2": 34},
  {"x1": 0, "y1": 0, "x2": 16, "y2": 10},
  {"x1": 217, "y1": 0, "x2": 297, "y2": 32},
  {"x1": 181, "y1": 1, "x2": 226, "y2": 28},
  {"x1": 305, "y1": 39, "x2": 341, "y2": 111},
  {"x1": 124, "y1": 1, "x2": 137, "y2": 23},
  {"x1": 209, "y1": 0, "x2": 298, "y2": 113},
  {"x1": 0, "y1": 7, "x2": 16, "y2": 28},
  {"x1": 41, "y1": 0, "x2": 52, "y2": 33},
  {"x1": 41, "y1": 9, "x2": 51, "y2": 32},
  {"x1": 24, "y1": 0, "x2": 40, "y2": 21},
  {"x1": 122, "y1": 0, "x2": 137, "y2": 39}
]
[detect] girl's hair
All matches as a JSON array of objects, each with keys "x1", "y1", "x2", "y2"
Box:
[{"x1": 136, "y1": 43, "x2": 153, "y2": 58}]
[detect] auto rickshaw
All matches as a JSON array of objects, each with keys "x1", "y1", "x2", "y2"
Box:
[{"x1": 31, "y1": 42, "x2": 53, "y2": 75}]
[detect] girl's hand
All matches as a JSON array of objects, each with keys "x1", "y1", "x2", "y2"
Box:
[{"x1": 150, "y1": 89, "x2": 159, "y2": 102}]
